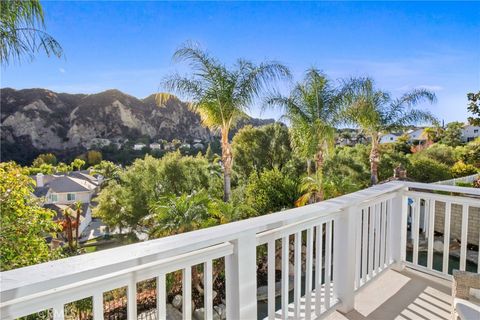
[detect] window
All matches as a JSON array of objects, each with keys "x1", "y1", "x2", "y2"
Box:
[
  {"x1": 67, "y1": 193, "x2": 76, "y2": 201},
  {"x1": 50, "y1": 194, "x2": 58, "y2": 202},
  {"x1": 474, "y1": 129, "x2": 478, "y2": 133}
]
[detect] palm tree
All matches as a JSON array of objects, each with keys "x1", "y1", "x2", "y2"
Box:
[
  {"x1": 265, "y1": 69, "x2": 342, "y2": 201},
  {"x1": 342, "y1": 77, "x2": 437, "y2": 185},
  {"x1": 73, "y1": 201, "x2": 82, "y2": 246},
  {"x1": 162, "y1": 43, "x2": 291, "y2": 201},
  {"x1": 0, "y1": 0, "x2": 63, "y2": 65},
  {"x1": 62, "y1": 208, "x2": 74, "y2": 250},
  {"x1": 146, "y1": 190, "x2": 215, "y2": 237}
]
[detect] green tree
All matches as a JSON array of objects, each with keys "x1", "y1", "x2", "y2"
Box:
[
  {"x1": 91, "y1": 160, "x2": 121, "y2": 183},
  {"x1": 146, "y1": 190, "x2": 216, "y2": 237},
  {"x1": 55, "y1": 162, "x2": 71, "y2": 173},
  {"x1": 86, "y1": 150, "x2": 102, "y2": 166},
  {"x1": 467, "y1": 91, "x2": 480, "y2": 126},
  {"x1": 342, "y1": 77, "x2": 436, "y2": 184},
  {"x1": 244, "y1": 168, "x2": 300, "y2": 215},
  {"x1": 411, "y1": 143, "x2": 457, "y2": 166},
  {"x1": 458, "y1": 137, "x2": 480, "y2": 167},
  {"x1": 440, "y1": 121, "x2": 464, "y2": 147},
  {"x1": 71, "y1": 158, "x2": 86, "y2": 171},
  {"x1": 94, "y1": 153, "x2": 216, "y2": 230},
  {"x1": 232, "y1": 123, "x2": 292, "y2": 179},
  {"x1": 407, "y1": 158, "x2": 452, "y2": 183},
  {"x1": 0, "y1": 162, "x2": 60, "y2": 271},
  {"x1": 32, "y1": 153, "x2": 57, "y2": 167},
  {"x1": 0, "y1": 0, "x2": 63, "y2": 65},
  {"x1": 205, "y1": 143, "x2": 214, "y2": 161},
  {"x1": 162, "y1": 43, "x2": 290, "y2": 201}
]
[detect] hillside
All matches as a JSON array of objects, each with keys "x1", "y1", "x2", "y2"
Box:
[{"x1": 0, "y1": 88, "x2": 273, "y2": 164}]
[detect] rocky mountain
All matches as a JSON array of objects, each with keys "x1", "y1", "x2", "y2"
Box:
[{"x1": 1, "y1": 88, "x2": 274, "y2": 164}]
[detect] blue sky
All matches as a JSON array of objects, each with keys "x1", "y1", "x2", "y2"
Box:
[{"x1": 2, "y1": 1, "x2": 479, "y2": 122}]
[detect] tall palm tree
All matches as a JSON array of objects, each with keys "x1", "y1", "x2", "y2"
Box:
[
  {"x1": 265, "y1": 69, "x2": 342, "y2": 201},
  {"x1": 0, "y1": 0, "x2": 63, "y2": 65},
  {"x1": 342, "y1": 77, "x2": 437, "y2": 185},
  {"x1": 161, "y1": 43, "x2": 291, "y2": 201},
  {"x1": 62, "y1": 208, "x2": 74, "y2": 250},
  {"x1": 73, "y1": 201, "x2": 82, "y2": 246}
]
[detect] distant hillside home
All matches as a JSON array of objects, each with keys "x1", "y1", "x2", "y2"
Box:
[
  {"x1": 461, "y1": 124, "x2": 480, "y2": 142},
  {"x1": 149, "y1": 143, "x2": 161, "y2": 150},
  {"x1": 379, "y1": 133, "x2": 399, "y2": 144},
  {"x1": 193, "y1": 142, "x2": 204, "y2": 150},
  {"x1": 133, "y1": 143, "x2": 146, "y2": 151},
  {"x1": 406, "y1": 128, "x2": 427, "y2": 143},
  {"x1": 33, "y1": 171, "x2": 100, "y2": 236}
]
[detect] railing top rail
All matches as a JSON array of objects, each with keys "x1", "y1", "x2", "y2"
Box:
[
  {"x1": 402, "y1": 181, "x2": 480, "y2": 196},
  {"x1": 1, "y1": 181, "x2": 407, "y2": 303}
]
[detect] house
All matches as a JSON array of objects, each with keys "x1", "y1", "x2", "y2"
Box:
[
  {"x1": 461, "y1": 124, "x2": 480, "y2": 142},
  {"x1": 379, "y1": 133, "x2": 399, "y2": 144},
  {"x1": 149, "y1": 143, "x2": 162, "y2": 150},
  {"x1": 44, "y1": 203, "x2": 92, "y2": 239},
  {"x1": 192, "y1": 142, "x2": 204, "y2": 150},
  {"x1": 133, "y1": 143, "x2": 146, "y2": 151},
  {"x1": 406, "y1": 128, "x2": 427, "y2": 143},
  {"x1": 180, "y1": 143, "x2": 191, "y2": 149},
  {"x1": 33, "y1": 171, "x2": 100, "y2": 236}
]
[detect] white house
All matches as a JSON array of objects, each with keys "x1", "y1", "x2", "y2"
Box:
[
  {"x1": 461, "y1": 124, "x2": 480, "y2": 142},
  {"x1": 406, "y1": 128, "x2": 427, "y2": 143},
  {"x1": 33, "y1": 172, "x2": 100, "y2": 236},
  {"x1": 379, "y1": 133, "x2": 399, "y2": 144},
  {"x1": 149, "y1": 143, "x2": 162, "y2": 150},
  {"x1": 133, "y1": 143, "x2": 146, "y2": 151}
]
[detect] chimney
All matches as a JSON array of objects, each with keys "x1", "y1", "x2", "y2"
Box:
[
  {"x1": 393, "y1": 165, "x2": 407, "y2": 180},
  {"x1": 36, "y1": 173, "x2": 44, "y2": 187}
]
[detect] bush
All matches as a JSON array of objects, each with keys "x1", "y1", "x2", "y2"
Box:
[
  {"x1": 410, "y1": 144, "x2": 457, "y2": 166},
  {"x1": 451, "y1": 161, "x2": 478, "y2": 178},
  {"x1": 407, "y1": 158, "x2": 452, "y2": 183},
  {"x1": 244, "y1": 168, "x2": 300, "y2": 215}
]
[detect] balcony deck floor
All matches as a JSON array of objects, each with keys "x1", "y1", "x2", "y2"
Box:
[{"x1": 326, "y1": 268, "x2": 453, "y2": 320}]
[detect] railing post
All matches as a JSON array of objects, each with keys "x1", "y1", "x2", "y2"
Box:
[
  {"x1": 390, "y1": 189, "x2": 408, "y2": 271},
  {"x1": 225, "y1": 230, "x2": 257, "y2": 319},
  {"x1": 333, "y1": 206, "x2": 356, "y2": 313}
]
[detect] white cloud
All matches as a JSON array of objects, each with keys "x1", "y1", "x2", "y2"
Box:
[{"x1": 59, "y1": 68, "x2": 66, "y2": 73}]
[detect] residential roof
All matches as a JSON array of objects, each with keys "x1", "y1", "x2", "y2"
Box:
[
  {"x1": 44, "y1": 203, "x2": 89, "y2": 222},
  {"x1": 32, "y1": 170, "x2": 98, "y2": 196}
]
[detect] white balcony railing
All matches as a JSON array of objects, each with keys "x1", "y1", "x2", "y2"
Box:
[{"x1": 1, "y1": 181, "x2": 479, "y2": 320}]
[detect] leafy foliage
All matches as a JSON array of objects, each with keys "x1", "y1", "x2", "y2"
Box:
[
  {"x1": 451, "y1": 161, "x2": 478, "y2": 178},
  {"x1": 467, "y1": 91, "x2": 480, "y2": 126},
  {"x1": 407, "y1": 158, "x2": 452, "y2": 183},
  {"x1": 440, "y1": 122, "x2": 464, "y2": 147},
  {"x1": 232, "y1": 123, "x2": 292, "y2": 179},
  {"x1": 0, "y1": 162, "x2": 60, "y2": 271},
  {"x1": 0, "y1": 0, "x2": 63, "y2": 65},
  {"x1": 32, "y1": 153, "x2": 57, "y2": 167}
]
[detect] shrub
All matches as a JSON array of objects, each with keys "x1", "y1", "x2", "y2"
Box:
[
  {"x1": 411, "y1": 143, "x2": 457, "y2": 166},
  {"x1": 407, "y1": 158, "x2": 452, "y2": 183},
  {"x1": 451, "y1": 161, "x2": 478, "y2": 178}
]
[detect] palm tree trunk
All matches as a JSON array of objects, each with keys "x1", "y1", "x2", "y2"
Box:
[
  {"x1": 221, "y1": 129, "x2": 232, "y2": 202},
  {"x1": 370, "y1": 135, "x2": 380, "y2": 185},
  {"x1": 314, "y1": 150, "x2": 324, "y2": 201},
  {"x1": 75, "y1": 210, "x2": 81, "y2": 246}
]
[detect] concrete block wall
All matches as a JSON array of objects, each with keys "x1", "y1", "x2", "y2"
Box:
[{"x1": 434, "y1": 201, "x2": 480, "y2": 245}]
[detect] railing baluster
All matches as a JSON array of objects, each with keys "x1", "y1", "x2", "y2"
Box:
[
  {"x1": 355, "y1": 209, "x2": 362, "y2": 289},
  {"x1": 93, "y1": 292, "x2": 104, "y2": 320},
  {"x1": 460, "y1": 205, "x2": 469, "y2": 271},
  {"x1": 443, "y1": 202, "x2": 451, "y2": 274},
  {"x1": 204, "y1": 261, "x2": 213, "y2": 320},
  {"x1": 324, "y1": 221, "x2": 332, "y2": 310},
  {"x1": 305, "y1": 227, "x2": 314, "y2": 319},
  {"x1": 385, "y1": 199, "x2": 392, "y2": 265},
  {"x1": 315, "y1": 224, "x2": 323, "y2": 316},
  {"x1": 427, "y1": 200, "x2": 435, "y2": 270},
  {"x1": 361, "y1": 208, "x2": 368, "y2": 284},
  {"x1": 375, "y1": 203, "x2": 381, "y2": 272},
  {"x1": 368, "y1": 206, "x2": 374, "y2": 279},
  {"x1": 412, "y1": 197, "x2": 420, "y2": 266},
  {"x1": 53, "y1": 303, "x2": 65, "y2": 320},
  {"x1": 183, "y1": 267, "x2": 192, "y2": 320},
  {"x1": 478, "y1": 230, "x2": 480, "y2": 273},
  {"x1": 267, "y1": 240, "x2": 276, "y2": 320},
  {"x1": 379, "y1": 202, "x2": 386, "y2": 269},
  {"x1": 281, "y1": 235, "x2": 289, "y2": 320},
  {"x1": 157, "y1": 274, "x2": 166, "y2": 320},
  {"x1": 294, "y1": 232, "x2": 301, "y2": 319},
  {"x1": 127, "y1": 279, "x2": 137, "y2": 320}
]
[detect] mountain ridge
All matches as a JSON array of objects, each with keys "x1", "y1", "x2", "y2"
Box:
[{"x1": 0, "y1": 88, "x2": 274, "y2": 164}]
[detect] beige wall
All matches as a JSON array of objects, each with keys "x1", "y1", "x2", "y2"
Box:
[{"x1": 434, "y1": 201, "x2": 480, "y2": 245}]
